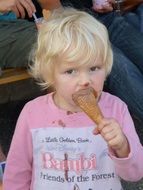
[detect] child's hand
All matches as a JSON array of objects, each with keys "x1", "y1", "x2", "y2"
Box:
[{"x1": 93, "y1": 118, "x2": 130, "y2": 158}]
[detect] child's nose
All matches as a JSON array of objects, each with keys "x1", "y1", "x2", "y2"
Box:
[
  {"x1": 83, "y1": 82, "x2": 90, "y2": 87},
  {"x1": 79, "y1": 74, "x2": 91, "y2": 87}
]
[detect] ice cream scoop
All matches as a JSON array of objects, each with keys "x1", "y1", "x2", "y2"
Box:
[{"x1": 72, "y1": 88, "x2": 103, "y2": 125}]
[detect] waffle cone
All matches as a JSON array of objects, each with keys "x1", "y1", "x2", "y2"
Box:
[{"x1": 72, "y1": 88, "x2": 103, "y2": 125}]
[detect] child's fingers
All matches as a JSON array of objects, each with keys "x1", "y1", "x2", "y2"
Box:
[
  {"x1": 93, "y1": 118, "x2": 114, "y2": 135},
  {"x1": 97, "y1": 118, "x2": 113, "y2": 132},
  {"x1": 107, "y1": 135, "x2": 124, "y2": 150},
  {"x1": 101, "y1": 129, "x2": 117, "y2": 142},
  {"x1": 93, "y1": 127, "x2": 100, "y2": 135}
]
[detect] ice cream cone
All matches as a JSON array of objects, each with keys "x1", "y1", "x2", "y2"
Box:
[{"x1": 72, "y1": 88, "x2": 103, "y2": 125}]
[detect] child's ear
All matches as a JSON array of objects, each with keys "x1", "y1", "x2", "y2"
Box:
[
  {"x1": 48, "y1": 86, "x2": 55, "y2": 93},
  {"x1": 49, "y1": 79, "x2": 56, "y2": 91}
]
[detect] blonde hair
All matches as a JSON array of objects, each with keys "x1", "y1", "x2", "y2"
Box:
[{"x1": 30, "y1": 7, "x2": 113, "y2": 89}]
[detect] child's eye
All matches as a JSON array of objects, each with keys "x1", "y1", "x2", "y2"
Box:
[
  {"x1": 65, "y1": 69, "x2": 76, "y2": 74},
  {"x1": 90, "y1": 66, "x2": 99, "y2": 72}
]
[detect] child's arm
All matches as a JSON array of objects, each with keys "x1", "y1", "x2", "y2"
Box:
[
  {"x1": 93, "y1": 104, "x2": 143, "y2": 181},
  {"x1": 3, "y1": 105, "x2": 33, "y2": 190}
]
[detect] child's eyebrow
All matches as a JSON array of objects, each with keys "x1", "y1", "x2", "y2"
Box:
[{"x1": 63, "y1": 63, "x2": 78, "y2": 68}]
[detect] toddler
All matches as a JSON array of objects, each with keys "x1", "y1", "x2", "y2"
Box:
[{"x1": 3, "y1": 7, "x2": 143, "y2": 190}]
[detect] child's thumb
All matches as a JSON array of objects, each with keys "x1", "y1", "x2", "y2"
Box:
[{"x1": 93, "y1": 127, "x2": 100, "y2": 135}]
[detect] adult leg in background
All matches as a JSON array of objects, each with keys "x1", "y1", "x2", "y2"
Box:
[
  {"x1": 0, "y1": 19, "x2": 37, "y2": 69},
  {"x1": 124, "y1": 3, "x2": 143, "y2": 33},
  {"x1": 107, "y1": 15, "x2": 143, "y2": 74},
  {"x1": 104, "y1": 46, "x2": 143, "y2": 123},
  {"x1": 124, "y1": 11, "x2": 140, "y2": 31}
]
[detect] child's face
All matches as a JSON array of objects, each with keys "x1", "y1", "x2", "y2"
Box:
[{"x1": 53, "y1": 58, "x2": 106, "y2": 112}]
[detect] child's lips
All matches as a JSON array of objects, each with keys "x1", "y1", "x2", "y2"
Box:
[{"x1": 75, "y1": 88, "x2": 101, "y2": 101}]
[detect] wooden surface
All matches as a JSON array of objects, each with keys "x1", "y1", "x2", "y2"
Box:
[
  {"x1": 0, "y1": 183, "x2": 2, "y2": 190},
  {"x1": 0, "y1": 68, "x2": 30, "y2": 85}
]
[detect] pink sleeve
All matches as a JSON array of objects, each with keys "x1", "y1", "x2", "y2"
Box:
[
  {"x1": 110, "y1": 104, "x2": 143, "y2": 181},
  {"x1": 3, "y1": 105, "x2": 33, "y2": 190}
]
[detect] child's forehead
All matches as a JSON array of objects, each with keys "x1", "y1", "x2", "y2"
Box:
[
  {"x1": 57, "y1": 46, "x2": 104, "y2": 66},
  {"x1": 58, "y1": 56, "x2": 103, "y2": 68}
]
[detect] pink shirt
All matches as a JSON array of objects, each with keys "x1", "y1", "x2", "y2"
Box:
[{"x1": 3, "y1": 92, "x2": 143, "y2": 190}]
